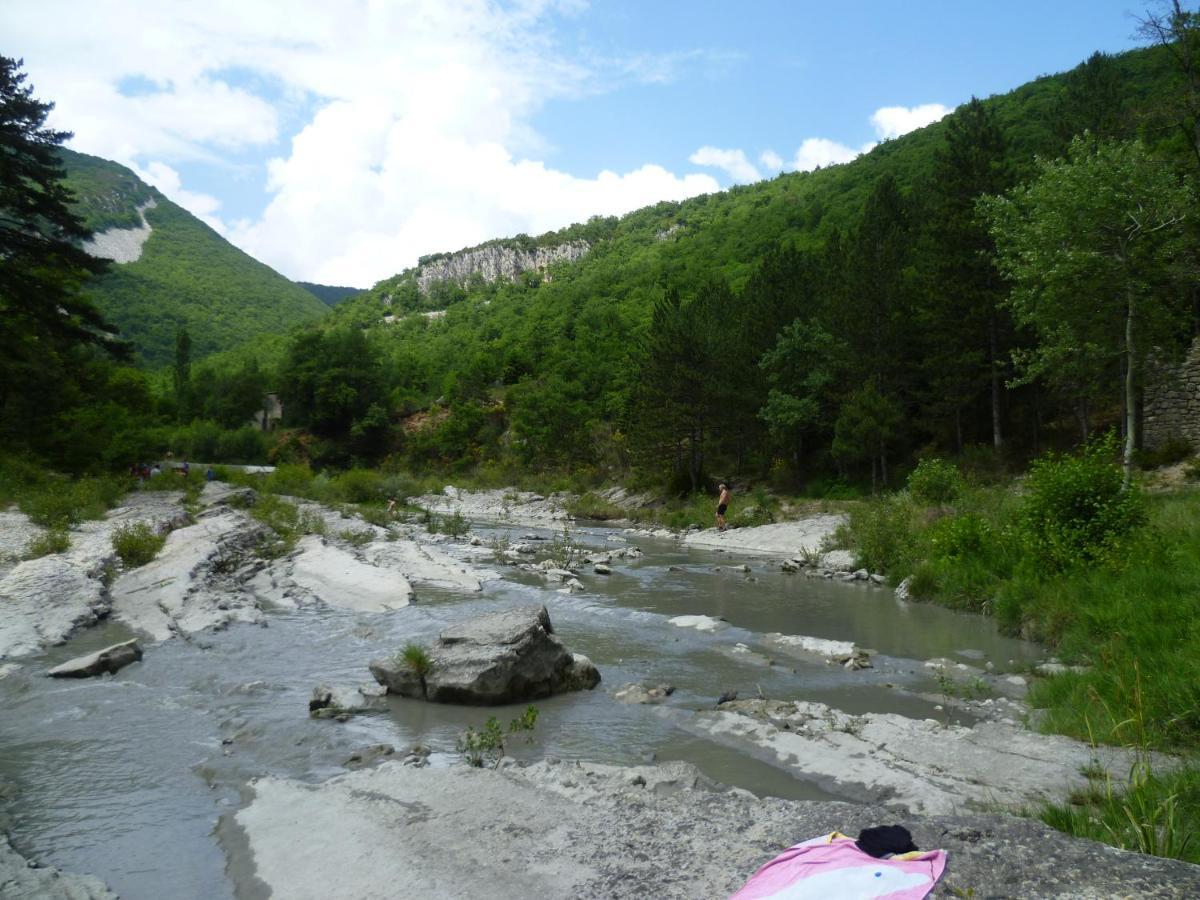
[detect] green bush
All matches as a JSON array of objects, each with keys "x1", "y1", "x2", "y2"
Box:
[
  {"x1": 1136, "y1": 435, "x2": 1193, "y2": 470},
  {"x1": 907, "y1": 457, "x2": 964, "y2": 504},
  {"x1": 264, "y1": 463, "x2": 315, "y2": 496},
  {"x1": 457, "y1": 705, "x2": 538, "y2": 768},
  {"x1": 332, "y1": 467, "x2": 385, "y2": 504},
  {"x1": 24, "y1": 528, "x2": 70, "y2": 559},
  {"x1": 18, "y1": 475, "x2": 128, "y2": 527},
  {"x1": 843, "y1": 494, "x2": 918, "y2": 573},
  {"x1": 111, "y1": 521, "x2": 166, "y2": 567},
  {"x1": 1019, "y1": 437, "x2": 1146, "y2": 570}
]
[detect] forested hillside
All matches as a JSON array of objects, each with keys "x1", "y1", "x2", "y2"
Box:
[
  {"x1": 297, "y1": 282, "x2": 361, "y2": 307},
  {"x1": 262, "y1": 41, "x2": 1196, "y2": 484},
  {"x1": 60, "y1": 149, "x2": 329, "y2": 365}
]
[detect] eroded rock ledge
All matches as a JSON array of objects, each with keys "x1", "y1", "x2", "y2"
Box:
[{"x1": 225, "y1": 758, "x2": 1200, "y2": 899}]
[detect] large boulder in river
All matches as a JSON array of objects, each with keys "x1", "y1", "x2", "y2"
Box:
[{"x1": 369, "y1": 605, "x2": 600, "y2": 705}]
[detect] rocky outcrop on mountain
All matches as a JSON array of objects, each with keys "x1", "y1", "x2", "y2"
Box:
[
  {"x1": 81, "y1": 199, "x2": 157, "y2": 264},
  {"x1": 414, "y1": 240, "x2": 589, "y2": 293}
]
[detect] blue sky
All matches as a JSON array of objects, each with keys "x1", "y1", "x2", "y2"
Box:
[{"x1": 3, "y1": 0, "x2": 1147, "y2": 286}]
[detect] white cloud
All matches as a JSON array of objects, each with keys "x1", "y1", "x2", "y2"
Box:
[
  {"x1": 869, "y1": 103, "x2": 951, "y2": 139},
  {"x1": 759, "y1": 149, "x2": 784, "y2": 172},
  {"x1": 688, "y1": 146, "x2": 760, "y2": 183},
  {"x1": 790, "y1": 137, "x2": 876, "y2": 172},
  {"x1": 2, "y1": 0, "x2": 723, "y2": 287}
]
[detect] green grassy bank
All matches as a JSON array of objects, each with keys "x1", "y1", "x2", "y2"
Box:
[{"x1": 839, "y1": 447, "x2": 1200, "y2": 862}]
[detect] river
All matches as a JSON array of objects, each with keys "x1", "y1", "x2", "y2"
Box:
[{"x1": 0, "y1": 519, "x2": 1042, "y2": 899}]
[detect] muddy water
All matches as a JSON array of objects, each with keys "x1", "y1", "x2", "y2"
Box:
[{"x1": 0, "y1": 523, "x2": 1042, "y2": 899}]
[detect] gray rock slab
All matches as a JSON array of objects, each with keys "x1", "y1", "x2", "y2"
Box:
[
  {"x1": 224, "y1": 758, "x2": 1200, "y2": 900},
  {"x1": 47, "y1": 640, "x2": 142, "y2": 678},
  {"x1": 111, "y1": 509, "x2": 267, "y2": 641},
  {"x1": 0, "y1": 833, "x2": 116, "y2": 899}
]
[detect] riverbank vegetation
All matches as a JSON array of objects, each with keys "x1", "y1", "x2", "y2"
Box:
[{"x1": 840, "y1": 441, "x2": 1200, "y2": 861}]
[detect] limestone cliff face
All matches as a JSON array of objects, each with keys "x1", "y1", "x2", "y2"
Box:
[{"x1": 415, "y1": 240, "x2": 589, "y2": 293}]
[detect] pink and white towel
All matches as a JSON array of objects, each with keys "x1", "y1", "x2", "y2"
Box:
[{"x1": 732, "y1": 832, "x2": 946, "y2": 900}]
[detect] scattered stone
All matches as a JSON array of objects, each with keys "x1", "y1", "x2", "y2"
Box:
[
  {"x1": 613, "y1": 683, "x2": 676, "y2": 705},
  {"x1": 369, "y1": 605, "x2": 600, "y2": 705},
  {"x1": 345, "y1": 744, "x2": 395, "y2": 768},
  {"x1": 869, "y1": 573, "x2": 887, "y2": 585},
  {"x1": 47, "y1": 640, "x2": 143, "y2": 678},
  {"x1": 667, "y1": 615, "x2": 727, "y2": 633},
  {"x1": 764, "y1": 633, "x2": 872, "y2": 669},
  {"x1": 780, "y1": 559, "x2": 799, "y2": 573},
  {"x1": 309, "y1": 684, "x2": 382, "y2": 719},
  {"x1": 592, "y1": 563, "x2": 611, "y2": 575}
]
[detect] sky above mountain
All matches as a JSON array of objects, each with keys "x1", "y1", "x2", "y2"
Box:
[{"x1": 4, "y1": 0, "x2": 1145, "y2": 287}]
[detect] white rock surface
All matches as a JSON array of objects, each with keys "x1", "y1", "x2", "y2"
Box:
[
  {"x1": 222, "y1": 758, "x2": 1200, "y2": 900},
  {"x1": 264, "y1": 535, "x2": 412, "y2": 612},
  {"x1": 364, "y1": 539, "x2": 490, "y2": 592},
  {"x1": 691, "y1": 699, "x2": 1160, "y2": 815},
  {"x1": 413, "y1": 486, "x2": 571, "y2": 526},
  {"x1": 0, "y1": 555, "x2": 107, "y2": 659},
  {"x1": 763, "y1": 632, "x2": 858, "y2": 660},
  {"x1": 667, "y1": 614, "x2": 727, "y2": 633},
  {"x1": 111, "y1": 510, "x2": 265, "y2": 640},
  {"x1": 682, "y1": 515, "x2": 845, "y2": 557}
]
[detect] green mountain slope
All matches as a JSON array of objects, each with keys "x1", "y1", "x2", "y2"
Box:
[
  {"x1": 297, "y1": 282, "x2": 362, "y2": 307},
  {"x1": 290, "y1": 42, "x2": 1187, "y2": 475},
  {"x1": 60, "y1": 149, "x2": 329, "y2": 365}
]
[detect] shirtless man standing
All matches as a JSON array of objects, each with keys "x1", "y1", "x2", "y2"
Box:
[{"x1": 716, "y1": 482, "x2": 731, "y2": 531}]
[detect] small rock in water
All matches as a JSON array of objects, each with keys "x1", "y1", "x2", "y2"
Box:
[
  {"x1": 47, "y1": 640, "x2": 142, "y2": 679},
  {"x1": 593, "y1": 563, "x2": 612, "y2": 575}
]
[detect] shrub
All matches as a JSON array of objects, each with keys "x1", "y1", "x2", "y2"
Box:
[
  {"x1": 24, "y1": 528, "x2": 70, "y2": 559},
  {"x1": 18, "y1": 475, "x2": 128, "y2": 527},
  {"x1": 843, "y1": 494, "x2": 918, "y2": 573},
  {"x1": 398, "y1": 643, "x2": 432, "y2": 699},
  {"x1": 1019, "y1": 436, "x2": 1146, "y2": 570},
  {"x1": 907, "y1": 457, "x2": 964, "y2": 505},
  {"x1": 1136, "y1": 435, "x2": 1192, "y2": 470},
  {"x1": 456, "y1": 705, "x2": 538, "y2": 768},
  {"x1": 264, "y1": 463, "x2": 315, "y2": 497},
  {"x1": 333, "y1": 468, "x2": 385, "y2": 504},
  {"x1": 111, "y1": 521, "x2": 166, "y2": 567}
]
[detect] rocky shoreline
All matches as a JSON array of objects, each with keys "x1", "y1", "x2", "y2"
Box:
[{"x1": 222, "y1": 757, "x2": 1200, "y2": 899}]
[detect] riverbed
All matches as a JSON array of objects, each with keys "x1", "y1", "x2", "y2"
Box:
[{"x1": 0, "y1": 507, "x2": 1046, "y2": 899}]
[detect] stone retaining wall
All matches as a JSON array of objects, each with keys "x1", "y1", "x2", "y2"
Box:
[{"x1": 1144, "y1": 337, "x2": 1200, "y2": 450}]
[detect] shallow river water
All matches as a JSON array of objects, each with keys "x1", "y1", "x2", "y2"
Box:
[{"x1": 0, "y1": 521, "x2": 1042, "y2": 899}]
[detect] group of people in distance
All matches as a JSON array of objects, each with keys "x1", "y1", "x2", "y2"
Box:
[{"x1": 129, "y1": 456, "x2": 191, "y2": 482}]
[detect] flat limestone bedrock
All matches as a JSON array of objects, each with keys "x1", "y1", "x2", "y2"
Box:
[
  {"x1": 271, "y1": 535, "x2": 412, "y2": 612},
  {"x1": 0, "y1": 493, "x2": 189, "y2": 660},
  {"x1": 682, "y1": 514, "x2": 846, "y2": 556},
  {"x1": 0, "y1": 833, "x2": 116, "y2": 900},
  {"x1": 369, "y1": 604, "x2": 599, "y2": 704},
  {"x1": 689, "y1": 699, "x2": 1167, "y2": 816},
  {"x1": 414, "y1": 486, "x2": 571, "y2": 526},
  {"x1": 224, "y1": 758, "x2": 1200, "y2": 900},
  {"x1": 110, "y1": 508, "x2": 268, "y2": 640}
]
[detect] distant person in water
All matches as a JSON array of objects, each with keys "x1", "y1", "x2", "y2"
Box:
[{"x1": 716, "y1": 482, "x2": 731, "y2": 531}]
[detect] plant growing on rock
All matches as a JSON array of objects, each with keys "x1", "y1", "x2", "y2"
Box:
[
  {"x1": 23, "y1": 528, "x2": 70, "y2": 559},
  {"x1": 398, "y1": 643, "x2": 433, "y2": 699},
  {"x1": 111, "y1": 521, "x2": 165, "y2": 567},
  {"x1": 456, "y1": 705, "x2": 539, "y2": 768}
]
